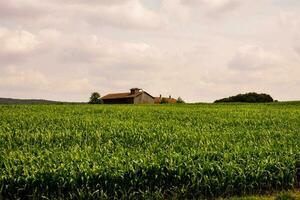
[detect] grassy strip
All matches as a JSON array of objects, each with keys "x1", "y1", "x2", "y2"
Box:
[{"x1": 221, "y1": 190, "x2": 300, "y2": 200}]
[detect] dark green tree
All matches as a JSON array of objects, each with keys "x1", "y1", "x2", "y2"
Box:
[
  {"x1": 177, "y1": 97, "x2": 185, "y2": 103},
  {"x1": 214, "y1": 92, "x2": 274, "y2": 103},
  {"x1": 89, "y1": 92, "x2": 103, "y2": 104}
]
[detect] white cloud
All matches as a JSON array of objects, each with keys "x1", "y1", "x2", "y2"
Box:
[
  {"x1": 78, "y1": 0, "x2": 164, "y2": 30},
  {"x1": 54, "y1": 0, "x2": 130, "y2": 6},
  {"x1": 0, "y1": 66, "x2": 48, "y2": 89},
  {"x1": 279, "y1": 11, "x2": 300, "y2": 31},
  {"x1": 182, "y1": 0, "x2": 242, "y2": 10},
  {"x1": 278, "y1": 11, "x2": 300, "y2": 57},
  {"x1": 62, "y1": 78, "x2": 94, "y2": 92},
  {"x1": 180, "y1": 0, "x2": 245, "y2": 18},
  {"x1": 161, "y1": 0, "x2": 190, "y2": 22},
  {"x1": 0, "y1": 28, "x2": 39, "y2": 54},
  {"x1": 0, "y1": 0, "x2": 163, "y2": 30},
  {"x1": 229, "y1": 45, "x2": 281, "y2": 71}
]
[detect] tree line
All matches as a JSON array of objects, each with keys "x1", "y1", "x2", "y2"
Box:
[{"x1": 214, "y1": 92, "x2": 274, "y2": 103}]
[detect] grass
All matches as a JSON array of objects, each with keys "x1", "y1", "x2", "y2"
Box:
[
  {"x1": 0, "y1": 103, "x2": 299, "y2": 199},
  {"x1": 224, "y1": 190, "x2": 300, "y2": 199}
]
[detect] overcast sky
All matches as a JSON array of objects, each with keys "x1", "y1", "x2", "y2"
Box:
[{"x1": 0, "y1": 0, "x2": 299, "y2": 102}]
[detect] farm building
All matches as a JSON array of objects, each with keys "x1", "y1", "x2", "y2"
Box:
[
  {"x1": 154, "y1": 95, "x2": 177, "y2": 104},
  {"x1": 101, "y1": 88, "x2": 155, "y2": 104}
]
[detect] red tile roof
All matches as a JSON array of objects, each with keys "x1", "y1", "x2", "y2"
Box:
[
  {"x1": 166, "y1": 98, "x2": 177, "y2": 104},
  {"x1": 154, "y1": 97, "x2": 177, "y2": 104},
  {"x1": 154, "y1": 97, "x2": 161, "y2": 104}
]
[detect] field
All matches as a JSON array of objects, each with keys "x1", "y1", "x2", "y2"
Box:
[{"x1": 0, "y1": 103, "x2": 300, "y2": 199}]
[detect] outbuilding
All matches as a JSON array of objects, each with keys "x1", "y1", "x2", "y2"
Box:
[{"x1": 101, "y1": 88, "x2": 155, "y2": 104}]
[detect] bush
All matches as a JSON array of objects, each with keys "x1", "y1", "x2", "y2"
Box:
[
  {"x1": 275, "y1": 192, "x2": 296, "y2": 200},
  {"x1": 177, "y1": 97, "x2": 185, "y2": 104},
  {"x1": 214, "y1": 92, "x2": 273, "y2": 103},
  {"x1": 89, "y1": 92, "x2": 103, "y2": 104}
]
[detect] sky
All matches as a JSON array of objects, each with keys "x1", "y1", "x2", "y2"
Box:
[{"x1": 0, "y1": 0, "x2": 299, "y2": 102}]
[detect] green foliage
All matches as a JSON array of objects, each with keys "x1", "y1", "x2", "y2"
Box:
[
  {"x1": 275, "y1": 193, "x2": 296, "y2": 200},
  {"x1": 177, "y1": 97, "x2": 185, "y2": 103},
  {"x1": 0, "y1": 103, "x2": 300, "y2": 199},
  {"x1": 89, "y1": 92, "x2": 103, "y2": 104},
  {"x1": 215, "y1": 92, "x2": 274, "y2": 103}
]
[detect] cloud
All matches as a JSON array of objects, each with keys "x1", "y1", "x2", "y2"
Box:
[
  {"x1": 61, "y1": 78, "x2": 94, "y2": 92},
  {"x1": 0, "y1": 28, "x2": 39, "y2": 54},
  {"x1": 180, "y1": 0, "x2": 245, "y2": 17},
  {"x1": 279, "y1": 11, "x2": 300, "y2": 31},
  {"x1": 277, "y1": 11, "x2": 300, "y2": 57},
  {"x1": 55, "y1": 0, "x2": 130, "y2": 6},
  {"x1": 78, "y1": 0, "x2": 164, "y2": 30},
  {"x1": 0, "y1": 0, "x2": 163, "y2": 30},
  {"x1": 0, "y1": 66, "x2": 48, "y2": 90},
  {"x1": 0, "y1": 28, "x2": 40, "y2": 64},
  {"x1": 295, "y1": 45, "x2": 300, "y2": 56},
  {"x1": 0, "y1": 0, "x2": 42, "y2": 20},
  {"x1": 228, "y1": 45, "x2": 281, "y2": 71},
  {"x1": 0, "y1": 0, "x2": 300, "y2": 102},
  {"x1": 182, "y1": 0, "x2": 242, "y2": 10}
]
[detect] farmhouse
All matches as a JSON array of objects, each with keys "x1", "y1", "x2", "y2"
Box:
[{"x1": 101, "y1": 88, "x2": 155, "y2": 104}]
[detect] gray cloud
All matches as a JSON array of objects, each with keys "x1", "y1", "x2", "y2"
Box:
[
  {"x1": 0, "y1": 1, "x2": 42, "y2": 20},
  {"x1": 295, "y1": 46, "x2": 300, "y2": 56}
]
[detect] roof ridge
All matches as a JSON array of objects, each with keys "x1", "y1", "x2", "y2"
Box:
[{"x1": 101, "y1": 91, "x2": 142, "y2": 100}]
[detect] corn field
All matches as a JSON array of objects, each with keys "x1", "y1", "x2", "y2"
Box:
[{"x1": 0, "y1": 103, "x2": 299, "y2": 199}]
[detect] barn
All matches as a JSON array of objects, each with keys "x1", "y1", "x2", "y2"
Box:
[{"x1": 101, "y1": 88, "x2": 155, "y2": 104}]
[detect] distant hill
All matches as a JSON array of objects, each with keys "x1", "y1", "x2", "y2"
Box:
[{"x1": 0, "y1": 97, "x2": 83, "y2": 104}]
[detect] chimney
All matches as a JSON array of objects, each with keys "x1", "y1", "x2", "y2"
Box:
[
  {"x1": 130, "y1": 88, "x2": 140, "y2": 94},
  {"x1": 169, "y1": 95, "x2": 171, "y2": 99}
]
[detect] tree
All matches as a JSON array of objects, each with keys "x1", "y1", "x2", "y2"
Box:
[
  {"x1": 89, "y1": 92, "x2": 103, "y2": 104},
  {"x1": 177, "y1": 97, "x2": 185, "y2": 103},
  {"x1": 214, "y1": 92, "x2": 274, "y2": 103}
]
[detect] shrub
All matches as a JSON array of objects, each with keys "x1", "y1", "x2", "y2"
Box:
[
  {"x1": 177, "y1": 97, "x2": 185, "y2": 104},
  {"x1": 275, "y1": 192, "x2": 296, "y2": 200},
  {"x1": 89, "y1": 92, "x2": 103, "y2": 104},
  {"x1": 214, "y1": 92, "x2": 274, "y2": 103}
]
